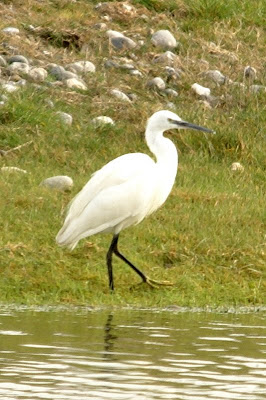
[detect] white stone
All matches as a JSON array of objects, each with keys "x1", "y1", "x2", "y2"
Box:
[
  {"x1": 8, "y1": 55, "x2": 29, "y2": 64},
  {"x1": 206, "y1": 70, "x2": 226, "y2": 85},
  {"x1": 231, "y1": 162, "x2": 244, "y2": 172},
  {"x1": 92, "y1": 116, "x2": 115, "y2": 127},
  {"x1": 1, "y1": 83, "x2": 20, "y2": 93},
  {"x1": 64, "y1": 78, "x2": 87, "y2": 91},
  {"x1": 40, "y1": 176, "x2": 73, "y2": 191},
  {"x1": 8, "y1": 62, "x2": 30, "y2": 75},
  {"x1": 66, "y1": 61, "x2": 96, "y2": 74},
  {"x1": 28, "y1": 67, "x2": 48, "y2": 82},
  {"x1": 250, "y1": 85, "x2": 266, "y2": 93},
  {"x1": 130, "y1": 69, "x2": 143, "y2": 77},
  {"x1": 164, "y1": 88, "x2": 178, "y2": 97},
  {"x1": 106, "y1": 30, "x2": 125, "y2": 39},
  {"x1": 147, "y1": 77, "x2": 166, "y2": 90},
  {"x1": 191, "y1": 83, "x2": 211, "y2": 97},
  {"x1": 151, "y1": 30, "x2": 177, "y2": 49},
  {"x1": 2, "y1": 27, "x2": 20, "y2": 35},
  {"x1": 110, "y1": 89, "x2": 131, "y2": 102},
  {"x1": 56, "y1": 112, "x2": 73, "y2": 126},
  {"x1": 153, "y1": 51, "x2": 179, "y2": 64}
]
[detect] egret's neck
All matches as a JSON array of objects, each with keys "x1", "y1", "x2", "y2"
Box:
[{"x1": 145, "y1": 126, "x2": 178, "y2": 174}]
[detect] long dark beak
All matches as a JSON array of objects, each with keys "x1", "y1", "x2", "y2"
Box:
[{"x1": 169, "y1": 118, "x2": 215, "y2": 134}]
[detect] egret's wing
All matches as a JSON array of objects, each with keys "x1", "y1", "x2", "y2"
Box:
[{"x1": 56, "y1": 153, "x2": 155, "y2": 247}]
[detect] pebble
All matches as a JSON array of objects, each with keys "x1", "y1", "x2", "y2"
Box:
[
  {"x1": 40, "y1": 176, "x2": 73, "y2": 191},
  {"x1": 27, "y1": 67, "x2": 48, "y2": 82},
  {"x1": 65, "y1": 61, "x2": 96, "y2": 74},
  {"x1": 163, "y1": 88, "x2": 178, "y2": 97},
  {"x1": 64, "y1": 78, "x2": 87, "y2": 91},
  {"x1": 231, "y1": 162, "x2": 244, "y2": 172},
  {"x1": 205, "y1": 70, "x2": 226, "y2": 85},
  {"x1": 250, "y1": 85, "x2": 266, "y2": 94},
  {"x1": 110, "y1": 36, "x2": 137, "y2": 50},
  {"x1": 93, "y1": 22, "x2": 107, "y2": 30},
  {"x1": 48, "y1": 64, "x2": 78, "y2": 81},
  {"x1": 244, "y1": 66, "x2": 257, "y2": 80},
  {"x1": 153, "y1": 51, "x2": 179, "y2": 64},
  {"x1": 92, "y1": 116, "x2": 115, "y2": 127},
  {"x1": 110, "y1": 89, "x2": 131, "y2": 102},
  {"x1": 191, "y1": 83, "x2": 211, "y2": 97},
  {"x1": 151, "y1": 30, "x2": 177, "y2": 49},
  {"x1": 1, "y1": 82, "x2": 20, "y2": 93},
  {"x1": 129, "y1": 69, "x2": 143, "y2": 77},
  {"x1": 165, "y1": 66, "x2": 182, "y2": 81},
  {"x1": 55, "y1": 112, "x2": 73, "y2": 126},
  {"x1": 8, "y1": 55, "x2": 29, "y2": 64},
  {"x1": 7, "y1": 62, "x2": 30, "y2": 75},
  {"x1": 147, "y1": 77, "x2": 166, "y2": 90},
  {"x1": 2, "y1": 27, "x2": 20, "y2": 35},
  {"x1": 1, "y1": 166, "x2": 27, "y2": 174}
]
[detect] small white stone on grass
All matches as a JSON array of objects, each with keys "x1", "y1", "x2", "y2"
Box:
[
  {"x1": 205, "y1": 70, "x2": 226, "y2": 85},
  {"x1": 151, "y1": 30, "x2": 177, "y2": 49},
  {"x1": 153, "y1": 51, "x2": 179, "y2": 64},
  {"x1": 110, "y1": 89, "x2": 131, "y2": 102},
  {"x1": 191, "y1": 83, "x2": 211, "y2": 97},
  {"x1": 65, "y1": 61, "x2": 96, "y2": 74},
  {"x1": 1, "y1": 82, "x2": 20, "y2": 93},
  {"x1": 107, "y1": 30, "x2": 136, "y2": 50},
  {"x1": 231, "y1": 162, "x2": 244, "y2": 172},
  {"x1": 56, "y1": 112, "x2": 73, "y2": 126},
  {"x1": 250, "y1": 85, "x2": 266, "y2": 94},
  {"x1": 28, "y1": 67, "x2": 48, "y2": 82},
  {"x1": 64, "y1": 78, "x2": 87, "y2": 91},
  {"x1": 147, "y1": 77, "x2": 166, "y2": 90},
  {"x1": 40, "y1": 176, "x2": 73, "y2": 191},
  {"x1": 163, "y1": 88, "x2": 178, "y2": 97},
  {"x1": 8, "y1": 62, "x2": 30, "y2": 75},
  {"x1": 2, "y1": 27, "x2": 20, "y2": 35},
  {"x1": 92, "y1": 116, "x2": 115, "y2": 127}
]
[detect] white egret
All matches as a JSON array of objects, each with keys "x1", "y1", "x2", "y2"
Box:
[{"x1": 56, "y1": 110, "x2": 214, "y2": 290}]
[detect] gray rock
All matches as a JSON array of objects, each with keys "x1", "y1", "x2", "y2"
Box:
[
  {"x1": 244, "y1": 66, "x2": 257, "y2": 80},
  {"x1": 151, "y1": 30, "x2": 177, "y2": 49},
  {"x1": 163, "y1": 88, "x2": 178, "y2": 97},
  {"x1": 205, "y1": 70, "x2": 226, "y2": 85},
  {"x1": 147, "y1": 77, "x2": 166, "y2": 90},
  {"x1": 47, "y1": 64, "x2": 78, "y2": 81},
  {"x1": 55, "y1": 112, "x2": 73, "y2": 126},
  {"x1": 7, "y1": 62, "x2": 30, "y2": 75},
  {"x1": 104, "y1": 59, "x2": 120, "y2": 69},
  {"x1": 27, "y1": 67, "x2": 48, "y2": 82},
  {"x1": 111, "y1": 36, "x2": 136, "y2": 50},
  {"x1": 40, "y1": 176, "x2": 73, "y2": 191},
  {"x1": 165, "y1": 66, "x2": 182, "y2": 81},
  {"x1": 153, "y1": 51, "x2": 179, "y2": 64},
  {"x1": 65, "y1": 61, "x2": 96, "y2": 75},
  {"x1": 8, "y1": 55, "x2": 29, "y2": 64},
  {"x1": 93, "y1": 22, "x2": 107, "y2": 30}
]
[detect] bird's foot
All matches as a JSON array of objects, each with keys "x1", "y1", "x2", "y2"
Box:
[{"x1": 145, "y1": 277, "x2": 173, "y2": 288}]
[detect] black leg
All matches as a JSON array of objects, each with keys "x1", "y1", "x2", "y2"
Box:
[
  {"x1": 106, "y1": 236, "x2": 116, "y2": 290},
  {"x1": 112, "y1": 234, "x2": 147, "y2": 283},
  {"x1": 106, "y1": 234, "x2": 173, "y2": 290}
]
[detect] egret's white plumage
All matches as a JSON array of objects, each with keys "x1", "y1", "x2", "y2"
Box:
[{"x1": 56, "y1": 110, "x2": 213, "y2": 289}]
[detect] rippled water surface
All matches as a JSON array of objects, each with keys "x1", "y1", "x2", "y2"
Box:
[{"x1": 0, "y1": 307, "x2": 265, "y2": 399}]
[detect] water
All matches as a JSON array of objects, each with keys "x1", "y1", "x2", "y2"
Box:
[{"x1": 0, "y1": 307, "x2": 265, "y2": 400}]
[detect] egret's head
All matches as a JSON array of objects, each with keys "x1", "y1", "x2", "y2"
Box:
[{"x1": 147, "y1": 110, "x2": 214, "y2": 134}]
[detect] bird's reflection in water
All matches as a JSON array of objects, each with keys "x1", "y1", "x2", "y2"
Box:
[{"x1": 103, "y1": 313, "x2": 118, "y2": 361}]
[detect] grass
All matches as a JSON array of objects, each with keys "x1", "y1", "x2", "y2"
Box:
[{"x1": 0, "y1": 0, "x2": 265, "y2": 308}]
